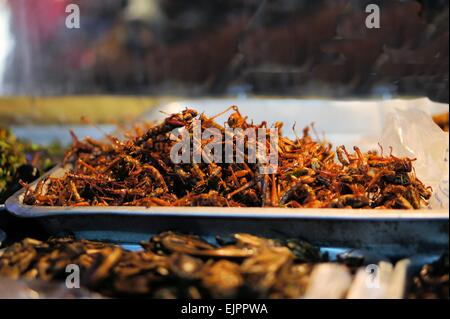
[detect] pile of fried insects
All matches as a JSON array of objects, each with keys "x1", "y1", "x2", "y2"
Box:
[{"x1": 22, "y1": 107, "x2": 431, "y2": 208}]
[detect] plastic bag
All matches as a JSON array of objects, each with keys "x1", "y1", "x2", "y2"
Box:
[{"x1": 380, "y1": 109, "x2": 449, "y2": 209}]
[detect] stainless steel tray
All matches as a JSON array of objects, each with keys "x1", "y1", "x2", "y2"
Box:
[{"x1": 4, "y1": 166, "x2": 449, "y2": 258}]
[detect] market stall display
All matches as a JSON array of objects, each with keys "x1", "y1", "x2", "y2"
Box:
[
  {"x1": 20, "y1": 107, "x2": 431, "y2": 209},
  {"x1": 0, "y1": 0, "x2": 448, "y2": 304}
]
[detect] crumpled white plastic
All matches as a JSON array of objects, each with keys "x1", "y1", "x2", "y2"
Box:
[{"x1": 380, "y1": 109, "x2": 449, "y2": 209}]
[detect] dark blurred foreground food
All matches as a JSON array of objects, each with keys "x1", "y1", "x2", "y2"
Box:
[
  {"x1": 0, "y1": 233, "x2": 447, "y2": 299},
  {"x1": 409, "y1": 253, "x2": 449, "y2": 299},
  {"x1": 0, "y1": 232, "x2": 325, "y2": 298},
  {"x1": 0, "y1": 127, "x2": 64, "y2": 203},
  {"x1": 23, "y1": 107, "x2": 431, "y2": 209}
]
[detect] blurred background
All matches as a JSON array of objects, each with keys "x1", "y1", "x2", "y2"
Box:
[{"x1": 0, "y1": 0, "x2": 448, "y2": 102}]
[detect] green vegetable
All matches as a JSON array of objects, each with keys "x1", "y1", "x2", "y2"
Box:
[{"x1": 0, "y1": 127, "x2": 26, "y2": 194}]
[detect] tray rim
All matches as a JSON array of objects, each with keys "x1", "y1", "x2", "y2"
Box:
[{"x1": 5, "y1": 166, "x2": 449, "y2": 221}]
